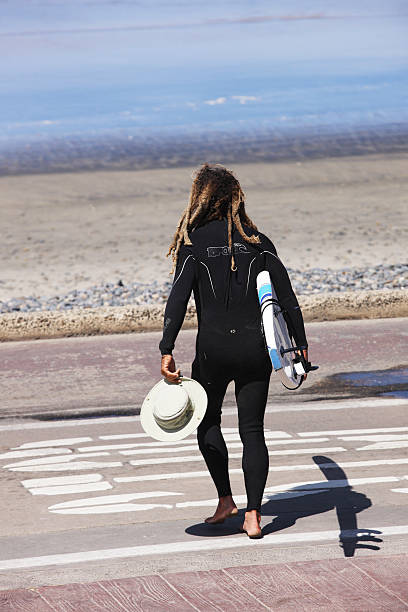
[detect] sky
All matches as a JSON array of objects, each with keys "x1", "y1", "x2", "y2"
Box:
[{"x1": 1, "y1": 0, "x2": 407, "y2": 146}]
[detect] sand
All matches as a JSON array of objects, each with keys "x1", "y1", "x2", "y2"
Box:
[{"x1": 1, "y1": 152, "x2": 407, "y2": 303}]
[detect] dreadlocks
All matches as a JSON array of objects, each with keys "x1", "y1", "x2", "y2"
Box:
[{"x1": 167, "y1": 163, "x2": 260, "y2": 273}]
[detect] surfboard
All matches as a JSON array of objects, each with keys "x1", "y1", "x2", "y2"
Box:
[{"x1": 256, "y1": 270, "x2": 317, "y2": 390}]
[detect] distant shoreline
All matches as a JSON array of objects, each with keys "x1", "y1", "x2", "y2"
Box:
[{"x1": 1, "y1": 122, "x2": 407, "y2": 177}]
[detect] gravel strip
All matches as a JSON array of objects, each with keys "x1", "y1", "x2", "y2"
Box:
[
  {"x1": 1, "y1": 264, "x2": 407, "y2": 314},
  {"x1": 0, "y1": 290, "x2": 407, "y2": 342}
]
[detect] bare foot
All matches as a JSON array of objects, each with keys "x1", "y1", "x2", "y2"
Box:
[
  {"x1": 205, "y1": 495, "x2": 238, "y2": 524},
  {"x1": 241, "y1": 510, "x2": 262, "y2": 538}
]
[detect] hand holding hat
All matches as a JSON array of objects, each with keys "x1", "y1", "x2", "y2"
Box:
[
  {"x1": 141, "y1": 359, "x2": 208, "y2": 441},
  {"x1": 161, "y1": 354, "x2": 181, "y2": 383}
]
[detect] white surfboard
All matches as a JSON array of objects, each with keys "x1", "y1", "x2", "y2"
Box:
[{"x1": 257, "y1": 270, "x2": 305, "y2": 390}]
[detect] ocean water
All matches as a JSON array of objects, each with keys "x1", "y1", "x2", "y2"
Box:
[{"x1": 1, "y1": 0, "x2": 407, "y2": 172}]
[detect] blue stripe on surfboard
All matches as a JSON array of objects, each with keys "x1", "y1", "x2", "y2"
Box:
[
  {"x1": 269, "y1": 348, "x2": 282, "y2": 370},
  {"x1": 258, "y1": 285, "x2": 272, "y2": 302}
]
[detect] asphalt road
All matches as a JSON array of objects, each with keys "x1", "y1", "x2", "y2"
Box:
[{"x1": 0, "y1": 318, "x2": 407, "y2": 591}]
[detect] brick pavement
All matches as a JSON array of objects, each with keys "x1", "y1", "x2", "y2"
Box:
[{"x1": 1, "y1": 554, "x2": 407, "y2": 611}]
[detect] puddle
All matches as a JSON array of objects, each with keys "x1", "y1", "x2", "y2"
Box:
[
  {"x1": 303, "y1": 366, "x2": 408, "y2": 399},
  {"x1": 337, "y1": 368, "x2": 408, "y2": 387},
  {"x1": 380, "y1": 390, "x2": 408, "y2": 400}
]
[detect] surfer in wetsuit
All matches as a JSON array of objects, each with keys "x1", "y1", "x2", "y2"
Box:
[{"x1": 159, "y1": 163, "x2": 308, "y2": 538}]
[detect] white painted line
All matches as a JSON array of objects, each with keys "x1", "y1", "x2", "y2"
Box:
[
  {"x1": 29, "y1": 482, "x2": 112, "y2": 496},
  {"x1": 12, "y1": 437, "x2": 93, "y2": 449},
  {"x1": 298, "y1": 426, "x2": 408, "y2": 437},
  {"x1": 120, "y1": 445, "x2": 203, "y2": 456},
  {"x1": 176, "y1": 491, "x2": 324, "y2": 508},
  {"x1": 113, "y1": 458, "x2": 408, "y2": 483},
  {"x1": 99, "y1": 428, "x2": 241, "y2": 441},
  {"x1": 79, "y1": 437, "x2": 296, "y2": 453},
  {"x1": 266, "y1": 458, "x2": 408, "y2": 471},
  {"x1": 114, "y1": 470, "x2": 219, "y2": 483},
  {"x1": 1, "y1": 525, "x2": 407, "y2": 570},
  {"x1": 51, "y1": 503, "x2": 174, "y2": 515},
  {"x1": 120, "y1": 438, "x2": 329, "y2": 456},
  {"x1": 95, "y1": 432, "x2": 292, "y2": 449},
  {"x1": 0, "y1": 398, "x2": 405, "y2": 434},
  {"x1": 265, "y1": 476, "x2": 403, "y2": 492},
  {"x1": 78, "y1": 443, "x2": 200, "y2": 454},
  {"x1": 22, "y1": 474, "x2": 103, "y2": 488},
  {"x1": 9, "y1": 461, "x2": 122, "y2": 473},
  {"x1": 392, "y1": 488, "x2": 408, "y2": 494},
  {"x1": 0, "y1": 448, "x2": 72, "y2": 460},
  {"x1": 129, "y1": 447, "x2": 346, "y2": 467},
  {"x1": 340, "y1": 435, "x2": 408, "y2": 442},
  {"x1": 4, "y1": 452, "x2": 110, "y2": 468},
  {"x1": 98, "y1": 430, "x2": 291, "y2": 443},
  {"x1": 357, "y1": 441, "x2": 408, "y2": 451},
  {"x1": 99, "y1": 433, "x2": 155, "y2": 441},
  {"x1": 246, "y1": 398, "x2": 408, "y2": 415},
  {"x1": 48, "y1": 491, "x2": 182, "y2": 513},
  {"x1": 0, "y1": 416, "x2": 142, "y2": 433},
  {"x1": 127, "y1": 454, "x2": 201, "y2": 466},
  {"x1": 175, "y1": 476, "x2": 404, "y2": 508}
]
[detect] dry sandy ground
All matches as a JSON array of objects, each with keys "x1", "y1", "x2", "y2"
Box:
[{"x1": 1, "y1": 153, "x2": 407, "y2": 301}]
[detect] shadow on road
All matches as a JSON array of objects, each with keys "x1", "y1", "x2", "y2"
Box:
[{"x1": 186, "y1": 455, "x2": 383, "y2": 557}]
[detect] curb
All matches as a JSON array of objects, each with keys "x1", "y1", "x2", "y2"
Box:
[{"x1": 0, "y1": 290, "x2": 406, "y2": 342}]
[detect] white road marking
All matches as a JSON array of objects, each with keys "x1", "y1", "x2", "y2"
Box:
[
  {"x1": 4, "y1": 452, "x2": 110, "y2": 468},
  {"x1": 78, "y1": 443, "x2": 168, "y2": 452},
  {"x1": 28, "y1": 482, "x2": 112, "y2": 496},
  {"x1": 249, "y1": 398, "x2": 408, "y2": 415},
  {"x1": 298, "y1": 426, "x2": 408, "y2": 437},
  {"x1": 128, "y1": 447, "x2": 346, "y2": 467},
  {"x1": 1, "y1": 525, "x2": 407, "y2": 570},
  {"x1": 113, "y1": 458, "x2": 408, "y2": 483},
  {"x1": 8, "y1": 461, "x2": 123, "y2": 473},
  {"x1": 99, "y1": 428, "x2": 239, "y2": 441},
  {"x1": 99, "y1": 433, "x2": 156, "y2": 441},
  {"x1": 357, "y1": 441, "x2": 408, "y2": 451},
  {"x1": 0, "y1": 398, "x2": 405, "y2": 434},
  {"x1": 114, "y1": 470, "x2": 223, "y2": 483},
  {"x1": 120, "y1": 445, "x2": 202, "y2": 456},
  {"x1": 119, "y1": 438, "x2": 329, "y2": 456},
  {"x1": 265, "y1": 476, "x2": 404, "y2": 492},
  {"x1": 51, "y1": 503, "x2": 174, "y2": 515},
  {"x1": 0, "y1": 416, "x2": 142, "y2": 433},
  {"x1": 77, "y1": 436, "x2": 295, "y2": 453},
  {"x1": 48, "y1": 491, "x2": 183, "y2": 514},
  {"x1": 22, "y1": 474, "x2": 103, "y2": 488},
  {"x1": 98, "y1": 431, "x2": 292, "y2": 444},
  {"x1": 340, "y1": 435, "x2": 408, "y2": 442},
  {"x1": 0, "y1": 448, "x2": 72, "y2": 460},
  {"x1": 12, "y1": 437, "x2": 93, "y2": 449},
  {"x1": 175, "y1": 476, "x2": 405, "y2": 508},
  {"x1": 176, "y1": 491, "x2": 325, "y2": 508},
  {"x1": 95, "y1": 431, "x2": 292, "y2": 449},
  {"x1": 391, "y1": 488, "x2": 408, "y2": 494}
]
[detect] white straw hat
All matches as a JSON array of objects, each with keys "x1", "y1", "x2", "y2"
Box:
[{"x1": 140, "y1": 377, "x2": 208, "y2": 441}]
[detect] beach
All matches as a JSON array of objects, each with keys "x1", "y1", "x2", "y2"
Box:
[{"x1": 1, "y1": 152, "x2": 407, "y2": 305}]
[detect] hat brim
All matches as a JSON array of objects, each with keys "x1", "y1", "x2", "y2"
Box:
[{"x1": 140, "y1": 377, "x2": 208, "y2": 442}]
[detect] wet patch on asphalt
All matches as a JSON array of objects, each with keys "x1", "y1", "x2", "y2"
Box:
[{"x1": 301, "y1": 365, "x2": 408, "y2": 399}]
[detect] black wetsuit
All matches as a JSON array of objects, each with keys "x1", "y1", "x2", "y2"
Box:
[{"x1": 159, "y1": 218, "x2": 307, "y2": 511}]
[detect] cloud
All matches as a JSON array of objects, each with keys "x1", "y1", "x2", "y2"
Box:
[
  {"x1": 231, "y1": 95, "x2": 259, "y2": 105},
  {"x1": 204, "y1": 97, "x2": 227, "y2": 106}
]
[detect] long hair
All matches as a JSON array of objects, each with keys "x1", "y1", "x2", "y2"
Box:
[{"x1": 167, "y1": 163, "x2": 260, "y2": 272}]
